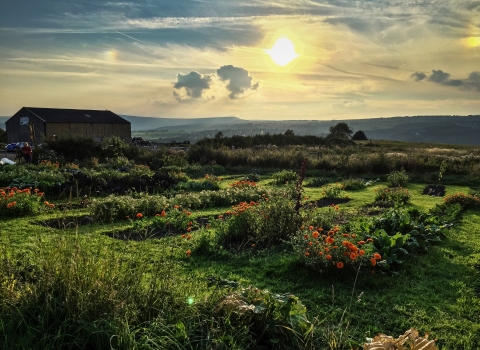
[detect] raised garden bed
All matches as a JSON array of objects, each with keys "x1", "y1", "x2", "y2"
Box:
[{"x1": 423, "y1": 184, "x2": 446, "y2": 197}]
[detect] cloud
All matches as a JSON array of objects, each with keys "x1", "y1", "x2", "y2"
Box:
[
  {"x1": 332, "y1": 98, "x2": 365, "y2": 109},
  {"x1": 428, "y1": 69, "x2": 450, "y2": 83},
  {"x1": 414, "y1": 69, "x2": 480, "y2": 92},
  {"x1": 216, "y1": 65, "x2": 259, "y2": 99},
  {"x1": 411, "y1": 72, "x2": 427, "y2": 81},
  {"x1": 173, "y1": 71, "x2": 213, "y2": 102}
]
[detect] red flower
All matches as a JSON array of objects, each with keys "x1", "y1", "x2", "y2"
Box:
[
  {"x1": 326, "y1": 254, "x2": 332, "y2": 260},
  {"x1": 136, "y1": 213, "x2": 143, "y2": 218},
  {"x1": 336, "y1": 262, "x2": 344, "y2": 269}
]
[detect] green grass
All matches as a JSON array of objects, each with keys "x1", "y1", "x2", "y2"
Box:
[{"x1": 1, "y1": 177, "x2": 479, "y2": 349}]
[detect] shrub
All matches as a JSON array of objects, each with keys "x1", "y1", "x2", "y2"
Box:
[
  {"x1": 272, "y1": 170, "x2": 298, "y2": 185},
  {"x1": 0, "y1": 187, "x2": 48, "y2": 217},
  {"x1": 292, "y1": 225, "x2": 378, "y2": 271},
  {"x1": 305, "y1": 177, "x2": 336, "y2": 188},
  {"x1": 216, "y1": 196, "x2": 302, "y2": 248},
  {"x1": 321, "y1": 183, "x2": 345, "y2": 199},
  {"x1": 342, "y1": 178, "x2": 366, "y2": 190},
  {"x1": 443, "y1": 192, "x2": 480, "y2": 208},
  {"x1": 229, "y1": 180, "x2": 257, "y2": 188},
  {"x1": 374, "y1": 187, "x2": 410, "y2": 206},
  {"x1": 387, "y1": 169, "x2": 409, "y2": 187}
]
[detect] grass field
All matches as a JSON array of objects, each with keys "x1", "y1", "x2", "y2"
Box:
[{"x1": 1, "y1": 169, "x2": 479, "y2": 349}]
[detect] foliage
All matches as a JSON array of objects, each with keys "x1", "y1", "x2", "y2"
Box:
[
  {"x1": 0, "y1": 187, "x2": 49, "y2": 217},
  {"x1": 327, "y1": 122, "x2": 353, "y2": 139},
  {"x1": 229, "y1": 179, "x2": 257, "y2": 188},
  {"x1": 374, "y1": 187, "x2": 411, "y2": 206},
  {"x1": 272, "y1": 170, "x2": 298, "y2": 185},
  {"x1": 351, "y1": 130, "x2": 368, "y2": 141},
  {"x1": 292, "y1": 225, "x2": 378, "y2": 271},
  {"x1": 43, "y1": 136, "x2": 103, "y2": 162},
  {"x1": 387, "y1": 169, "x2": 410, "y2": 188},
  {"x1": 321, "y1": 183, "x2": 345, "y2": 199},
  {"x1": 342, "y1": 178, "x2": 366, "y2": 190},
  {"x1": 178, "y1": 174, "x2": 221, "y2": 191},
  {"x1": 305, "y1": 177, "x2": 336, "y2": 188},
  {"x1": 213, "y1": 284, "x2": 311, "y2": 336},
  {"x1": 216, "y1": 196, "x2": 303, "y2": 248},
  {"x1": 443, "y1": 192, "x2": 480, "y2": 208}
]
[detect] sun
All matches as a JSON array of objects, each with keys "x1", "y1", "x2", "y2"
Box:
[{"x1": 265, "y1": 37, "x2": 299, "y2": 66}]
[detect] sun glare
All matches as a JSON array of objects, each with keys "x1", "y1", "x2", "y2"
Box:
[
  {"x1": 265, "y1": 37, "x2": 299, "y2": 66},
  {"x1": 462, "y1": 36, "x2": 480, "y2": 47}
]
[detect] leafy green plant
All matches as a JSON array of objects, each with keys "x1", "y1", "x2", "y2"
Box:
[
  {"x1": 272, "y1": 170, "x2": 298, "y2": 185},
  {"x1": 321, "y1": 183, "x2": 345, "y2": 199},
  {"x1": 305, "y1": 177, "x2": 336, "y2": 188},
  {"x1": 374, "y1": 187, "x2": 411, "y2": 206},
  {"x1": 342, "y1": 178, "x2": 366, "y2": 190},
  {"x1": 443, "y1": 192, "x2": 480, "y2": 209},
  {"x1": 216, "y1": 195, "x2": 302, "y2": 248},
  {"x1": 0, "y1": 187, "x2": 49, "y2": 217},
  {"x1": 387, "y1": 169, "x2": 409, "y2": 188}
]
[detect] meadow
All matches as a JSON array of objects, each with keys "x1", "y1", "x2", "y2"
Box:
[{"x1": 1, "y1": 137, "x2": 479, "y2": 349}]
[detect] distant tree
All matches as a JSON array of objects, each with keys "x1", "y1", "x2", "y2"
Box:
[
  {"x1": 284, "y1": 129, "x2": 295, "y2": 136},
  {"x1": 327, "y1": 122, "x2": 353, "y2": 139},
  {"x1": 351, "y1": 130, "x2": 368, "y2": 140},
  {"x1": 215, "y1": 131, "x2": 224, "y2": 139},
  {"x1": 0, "y1": 128, "x2": 6, "y2": 143}
]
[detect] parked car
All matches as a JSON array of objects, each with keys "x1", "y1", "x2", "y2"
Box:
[
  {"x1": 5, "y1": 143, "x2": 18, "y2": 151},
  {"x1": 4, "y1": 142, "x2": 36, "y2": 152}
]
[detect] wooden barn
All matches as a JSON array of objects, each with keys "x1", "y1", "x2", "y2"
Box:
[{"x1": 5, "y1": 107, "x2": 131, "y2": 144}]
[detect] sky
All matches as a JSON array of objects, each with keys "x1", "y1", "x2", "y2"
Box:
[{"x1": 0, "y1": 0, "x2": 479, "y2": 120}]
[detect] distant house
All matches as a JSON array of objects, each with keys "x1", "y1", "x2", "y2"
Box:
[{"x1": 5, "y1": 107, "x2": 131, "y2": 143}]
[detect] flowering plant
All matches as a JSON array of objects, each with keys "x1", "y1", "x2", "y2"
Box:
[{"x1": 0, "y1": 187, "x2": 47, "y2": 217}]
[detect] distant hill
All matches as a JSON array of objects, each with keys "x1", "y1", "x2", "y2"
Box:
[
  {"x1": 120, "y1": 115, "x2": 245, "y2": 131},
  {"x1": 0, "y1": 117, "x2": 8, "y2": 130}
]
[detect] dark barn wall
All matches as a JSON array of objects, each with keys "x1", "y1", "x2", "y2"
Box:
[
  {"x1": 46, "y1": 123, "x2": 131, "y2": 141},
  {"x1": 5, "y1": 108, "x2": 46, "y2": 144}
]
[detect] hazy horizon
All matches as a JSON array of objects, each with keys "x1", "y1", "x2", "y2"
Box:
[{"x1": 1, "y1": 1, "x2": 479, "y2": 120}]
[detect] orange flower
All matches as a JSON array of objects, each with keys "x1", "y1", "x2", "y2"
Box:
[
  {"x1": 367, "y1": 238, "x2": 374, "y2": 242},
  {"x1": 370, "y1": 258, "x2": 377, "y2": 266},
  {"x1": 326, "y1": 236, "x2": 334, "y2": 244},
  {"x1": 305, "y1": 252, "x2": 310, "y2": 257},
  {"x1": 318, "y1": 251, "x2": 323, "y2": 255},
  {"x1": 326, "y1": 254, "x2": 332, "y2": 260},
  {"x1": 186, "y1": 227, "x2": 191, "y2": 232},
  {"x1": 49, "y1": 204, "x2": 54, "y2": 208},
  {"x1": 312, "y1": 231, "x2": 319, "y2": 239},
  {"x1": 44, "y1": 201, "x2": 49, "y2": 205},
  {"x1": 186, "y1": 250, "x2": 191, "y2": 257},
  {"x1": 374, "y1": 253, "x2": 382, "y2": 260},
  {"x1": 6, "y1": 202, "x2": 15, "y2": 208},
  {"x1": 349, "y1": 253, "x2": 357, "y2": 260},
  {"x1": 359, "y1": 249, "x2": 365, "y2": 256},
  {"x1": 252, "y1": 244, "x2": 255, "y2": 247},
  {"x1": 187, "y1": 235, "x2": 191, "y2": 240},
  {"x1": 205, "y1": 224, "x2": 210, "y2": 229},
  {"x1": 336, "y1": 262, "x2": 344, "y2": 269},
  {"x1": 309, "y1": 225, "x2": 314, "y2": 231},
  {"x1": 218, "y1": 215, "x2": 224, "y2": 219},
  {"x1": 332, "y1": 245, "x2": 338, "y2": 249},
  {"x1": 181, "y1": 234, "x2": 186, "y2": 238},
  {"x1": 155, "y1": 213, "x2": 160, "y2": 217},
  {"x1": 136, "y1": 213, "x2": 143, "y2": 218},
  {"x1": 357, "y1": 240, "x2": 366, "y2": 245},
  {"x1": 309, "y1": 241, "x2": 313, "y2": 246},
  {"x1": 342, "y1": 233, "x2": 349, "y2": 237},
  {"x1": 324, "y1": 247, "x2": 330, "y2": 252}
]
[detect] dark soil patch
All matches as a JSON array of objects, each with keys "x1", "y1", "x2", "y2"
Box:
[
  {"x1": 314, "y1": 197, "x2": 351, "y2": 208},
  {"x1": 36, "y1": 216, "x2": 93, "y2": 229},
  {"x1": 423, "y1": 184, "x2": 446, "y2": 197}
]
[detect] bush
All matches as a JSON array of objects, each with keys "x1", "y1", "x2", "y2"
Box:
[
  {"x1": 0, "y1": 187, "x2": 49, "y2": 217},
  {"x1": 443, "y1": 192, "x2": 480, "y2": 208},
  {"x1": 387, "y1": 169, "x2": 409, "y2": 187},
  {"x1": 342, "y1": 178, "x2": 366, "y2": 190},
  {"x1": 321, "y1": 183, "x2": 345, "y2": 199},
  {"x1": 292, "y1": 225, "x2": 378, "y2": 271},
  {"x1": 272, "y1": 170, "x2": 298, "y2": 185},
  {"x1": 374, "y1": 187, "x2": 410, "y2": 206},
  {"x1": 216, "y1": 196, "x2": 302, "y2": 248},
  {"x1": 305, "y1": 177, "x2": 336, "y2": 188}
]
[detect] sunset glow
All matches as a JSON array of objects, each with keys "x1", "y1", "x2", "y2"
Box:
[{"x1": 265, "y1": 38, "x2": 299, "y2": 66}]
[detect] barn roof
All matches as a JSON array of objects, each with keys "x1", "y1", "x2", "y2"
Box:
[{"x1": 23, "y1": 107, "x2": 130, "y2": 124}]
